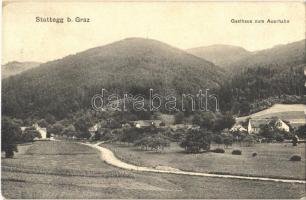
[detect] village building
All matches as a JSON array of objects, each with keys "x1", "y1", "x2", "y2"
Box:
[
  {"x1": 88, "y1": 123, "x2": 100, "y2": 136},
  {"x1": 248, "y1": 118, "x2": 290, "y2": 134},
  {"x1": 33, "y1": 123, "x2": 47, "y2": 139},
  {"x1": 230, "y1": 124, "x2": 248, "y2": 133},
  {"x1": 21, "y1": 123, "x2": 48, "y2": 140},
  {"x1": 131, "y1": 120, "x2": 162, "y2": 128}
]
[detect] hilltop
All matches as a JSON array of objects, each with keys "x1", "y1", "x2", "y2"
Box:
[
  {"x1": 2, "y1": 61, "x2": 41, "y2": 79},
  {"x1": 2, "y1": 38, "x2": 225, "y2": 119},
  {"x1": 187, "y1": 45, "x2": 251, "y2": 68}
]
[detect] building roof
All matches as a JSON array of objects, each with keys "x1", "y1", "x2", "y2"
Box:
[
  {"x1": 132, "y1": 120, "x2": 162, "y2": 127},
  {"x1": 230, "y1": 124, "x2": 247, "y2": 132},
  {"x1": 249, "y1": 119, "x2": 272, "y2": 128},
  {"x1": 249, "y1": 118, "x2": 286, "y2": 128}
]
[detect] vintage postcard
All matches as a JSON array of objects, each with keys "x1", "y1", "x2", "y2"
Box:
[{"x1": 1, "y1": 1, "x2": 305, "y2": 199}]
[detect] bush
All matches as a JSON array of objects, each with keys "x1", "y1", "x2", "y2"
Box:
[
  {"x1": 290, "y1": 155, "x2": 301, "y2": 161},
  {"x1": 242, "y1": 135, "x2": 255, "y2": 147},
  {"x1": 274, "y1": 133, "x2": 284, "y2": 142},
  {"x1": 174, "y1": 112, "x2": 185, "y2": 124},
  {"x1": 223, "y1": 136, "x2": 233, "y2": 148},
  {"x1": 212, "y1": 148, "x2": 225, "y2": 153},
  {"x1": 107, "y1": 120, "x2": 122, "y2": 129},
  {"x1": 21, "y1": 127, "x2": 41, "y2": 142},
  {"x1": 232, "y1": 149, "x2": 242, "y2": 155},
  {"x1": 252, "y1": 152, "x2": 257, "y2": 157},
  {"x1": 101, "y1": 130, "x2": 117, "y2": 142},
  {"x1": 37, "y1": 119, "x2": 49, "y2": 128},
  {"x1": 296, "y1": 124, "x2": 306, "y2": 138},
  {"x1": 213, "y1": 134, "x2": 223, "y2": 145},
  {"x1": 159, "y1": 122, "x2": 166, "y2": 126}
]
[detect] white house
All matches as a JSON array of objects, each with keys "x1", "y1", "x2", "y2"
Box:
[
  {"x1": 131, "y1": 120, "x2": 162, "y2": 128},
  {"x1": 88, "y1": 123, "x2": 100, "y2": 136},
  {"x1": 33, "y1": 123, "x2": 47, "y2": 139},
  {"x1": 230, "y1": 124, "x2": 247, "y2": 133},
  {"x1": 21, "y1": 123, "x2": 48, "y2": 139},
  {"x1": 248, "y1": 118, "x2": 290, "y2": 134}
]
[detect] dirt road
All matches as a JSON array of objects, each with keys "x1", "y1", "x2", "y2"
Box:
[{"x1": 82, "y1": 142, "x2": 306, "y2": 184}]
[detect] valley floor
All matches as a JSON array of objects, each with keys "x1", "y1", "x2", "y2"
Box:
[
  {"x1": 104, "y1": 142, "x2": 306, "y2": 180},
  {"x1": 1, "y1": 141, "x2": 305, "y2": 199}
]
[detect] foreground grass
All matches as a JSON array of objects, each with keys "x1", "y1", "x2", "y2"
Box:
[
  {"x1": 104, "y1": 142, "x2": 306, "y2": 179},
  {"x1": 2, "y1": 141, "x2": 305, "y2": 199}
]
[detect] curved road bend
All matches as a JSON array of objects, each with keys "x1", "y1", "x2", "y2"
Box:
[{"x1": 81, "y1": 142, "x2": 306, "y2": 184}]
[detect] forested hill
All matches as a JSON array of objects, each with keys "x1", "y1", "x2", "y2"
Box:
[
  {"x1": 187, "y1": 45, "x2": 251, "y2": 68},
  {"x1": 2, "y1": 61, "x2": 41, "y2": 79},
  {"x1": 228, "y1": 39, "x2": 305, "y2": 72},
  {"x1": 2, "y1": 38, "x2": 225, "y2": 119},
  {"x1": 217, "y1": 39, "x2": 305, "y2": 115}
]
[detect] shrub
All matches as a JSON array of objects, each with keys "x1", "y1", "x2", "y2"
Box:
[
  {"x1": 212, "y1": 148, "x2": 225, "y2": 153},
  {"x1": 21, "y1": 127, "x2": 41, "y2": 142},
  {"x1": 232, "y1": 149, "x2": 242, "y2": 155},
  {"x1": 101, "y1": 130, "x2": 117, "y2": 142},
  {"x1": 37, "y1": 119, "x2": 49, "y2": 128},
  {"x1": 223, "y1": 136, "x2": 233, "y2": 148},
  {"x1": 252, "y1": 152, "x2": 257, "y2": 157},
  {"x1": 296, "y1": 124, "x2": 306, "y2": 138},
  {"x1": 174, "y1": 112, "x2": 185, "y2": 124},
  {"x1": 213, "y1": 134, "x2": 223, "y2": 145},
  {"x1": 290, "y1": 155, "x2": 301, "y2": 161},
  {"x1": 274, "y1": 133, "x2": 284, "y2": 142},
  {"x1": 242, "y1": 135, "x2": 255, "y2": 147},
  {"x1": 107, "y1": 120, "x2": 122, "y2": 129}
]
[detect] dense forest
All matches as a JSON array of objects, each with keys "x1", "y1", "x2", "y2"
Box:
[
  {"x1": 2, "y1": 38, "x2": 225, "y2": 120},
  {"x1": 218, "y1": 64, "x2": 305, "y2": 115},
  {"x1": 2, "y1": 38, "x2": 305, "y2": 121}
]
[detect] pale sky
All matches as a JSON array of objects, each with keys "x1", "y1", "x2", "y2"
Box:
[{"x1": 2, "y1": 1, "x2": 305, "y2": 64}]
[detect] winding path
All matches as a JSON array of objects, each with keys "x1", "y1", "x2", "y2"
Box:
[{"x1": 82, "y1": 142, "x2": 306, "y2": 184}]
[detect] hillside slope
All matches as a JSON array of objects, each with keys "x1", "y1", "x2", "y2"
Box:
[
  {"x1": 2, "y1": 38, "x2": 225, "y2": 119},
  {"x1": 187, "y1": 45, "x2": 251, "y2": 68},
  {"x1": 216, "y1": 39, "x2": 305, "y2": 114},
  {"x1": 236, "y1": 104, "x2": 306, "y2": 128},
  {"x1": 2, "y1": 61, "x2": 41, "y2": 79},
  {"x1": 229, "y1": 39, "x2": 305, "y2": 71}
]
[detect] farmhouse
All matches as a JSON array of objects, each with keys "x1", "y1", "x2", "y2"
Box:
[
  {"x1": 230, "y1": 124, "x2": 247, "y2": 133},
  {"x1": 33, "y1": 124, "x2": 47, "y2": 139},
  {"x1": 248, "y1": 118, "x2": 290, "y2": 134},
  {"x1": 131, "y1": 120, "x2": 162, "y2": 128},
  {"x1": 88, "y1": 123, "x2": 100, "y2": 136},
  {"x1": 21, "y1": 123, "x2": 48, "y2": 139},
  {"x1": 88, "y1": 123, "x2": 110, "y2": 136}
]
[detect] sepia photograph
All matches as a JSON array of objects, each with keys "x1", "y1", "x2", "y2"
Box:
[{"x1": 1, "y1": 1, "x2": 305, "y2": 199}]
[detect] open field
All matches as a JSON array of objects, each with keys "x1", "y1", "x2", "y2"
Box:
[
  {"x1": 2, "y1": 141, "x2": 306, "y2": 199},
  {"x1": 104, "y1": 142, "x2": 306, "y2": 180}
]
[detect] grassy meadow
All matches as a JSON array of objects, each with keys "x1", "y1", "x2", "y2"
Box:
[
  {"x1": 104, "y1": 142, "x2": 306, "y2": 180},
  {"x1": 1, "y1": 141, "x2": 305, "y2": 199}
]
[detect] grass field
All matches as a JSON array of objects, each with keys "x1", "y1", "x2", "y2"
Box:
[
  {"x1": 2, "y1": 141, "x2": 306, "y2": 199},
  {"x1": 104, "y1": 142, "x2": 306, "y2": 180}
]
